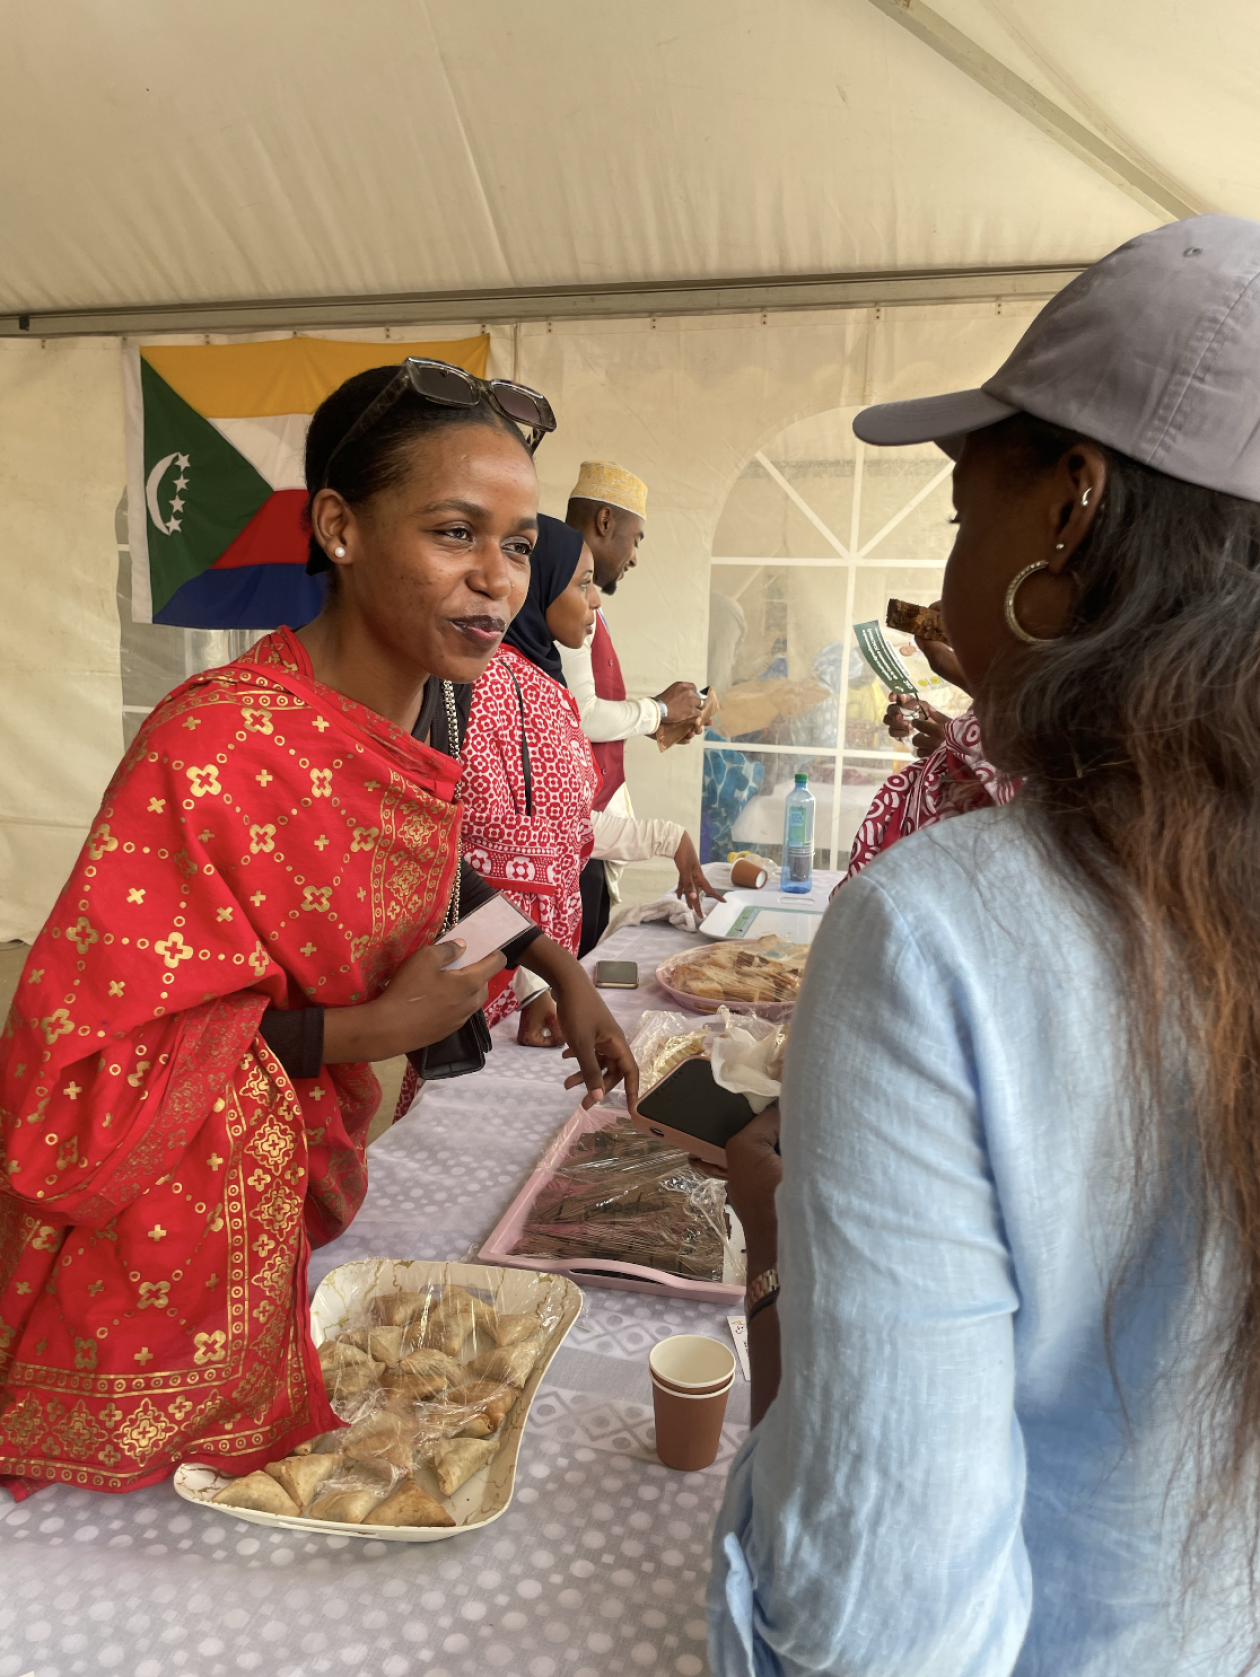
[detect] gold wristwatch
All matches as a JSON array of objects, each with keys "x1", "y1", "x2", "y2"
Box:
[{"x1": 745, "y1": 1266, "x2": 780, "y2": 1320}]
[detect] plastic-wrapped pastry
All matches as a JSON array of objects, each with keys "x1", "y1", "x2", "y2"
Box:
[
  {"x1": 428, "y1": 1436, "x2": 498, "y2": 1496},
  {"x1": 363, "y1": 1478, "x2": 456, "y2": 1528},
  {"x1": 308, "y1": 1487, "x2": 382, "y2": 1524},
  {"x1": 213, "y1": 1471, "x2": 299, "y2": 1516},
  {"x1": 318, "y1": 1340, "x2": 380, "y2": 1403},
  {"x1": 335, "y1": 1411, "x2": 406, "y2": 1453},
  {"x1": 371, "y1": 1289, "x2": 441, "y2": 1329},
  {"x1": 485, "y1": 1312, "x2": 540, "y2": 1347},
  {"x1": 445, "y1": 1380, "x2": 517, "y2": 1431},
  {"x1": 380, "y1": 1347, "x2": 464, "y2": 1399},
  {"x1": 338, "y1": 1448, "x2": 397, "y2": 1488},
  {"x1": 339, "y1": 1325, "x2": 409, "y2": 1365},
  {"x1": 423, "y1": 1286, "x2": 492, "y2": 1357},
  {"x1": 465, "y1": 1337, "x2": 543, "y2": 1389}
]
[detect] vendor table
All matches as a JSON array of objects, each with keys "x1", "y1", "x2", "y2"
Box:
[{"x1": 0, "y1": 877, "x2": 838, "y2": 1677}]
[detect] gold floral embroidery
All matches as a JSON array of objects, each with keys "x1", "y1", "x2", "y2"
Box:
[
  {"x1": 154, "y1": 930, "x2": 195, "y2": 970},
  {"x1": 193, "y1": 1330, "x2": 227, "y2": 1366},
  {"x1": 115, "y1": 1397, "x2": 177, "y2": 1461},
  {"x1": 87, "y1": 823, "x2": 119, "y2": 860},
  {"x1": 66, "y1": 917, "x2": 99, "y2": 955},
  {"x1": 185, "y1": 765, "x2": 222, "y2": 797},
  {"x1": 40, "y1": 1009, "x2": 74, "y2": 1046}
]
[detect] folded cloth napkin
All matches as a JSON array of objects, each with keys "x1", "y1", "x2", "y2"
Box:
[{"x1": 604, "y1": 894, "x2": 701, "y2": 938}]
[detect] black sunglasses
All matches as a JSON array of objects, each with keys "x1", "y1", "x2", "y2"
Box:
[{"x1": 320, "y1": 357, "x2": 557, "y2": 487}]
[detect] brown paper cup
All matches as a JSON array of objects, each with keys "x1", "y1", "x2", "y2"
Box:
[
  {"x1": 651, "y1": 1374, "x2": 733, "y2": 1471},
  {"x1": 649, "y1": 1334, "x2": 737, "y2": 1391},
  {"x1": 730, "y1": 858, "x2": 768, "y2": 889}
]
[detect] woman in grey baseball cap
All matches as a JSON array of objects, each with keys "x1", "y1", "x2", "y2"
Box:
[{"x1": 710, "y1": 215, "x2": 1260, "y2": 1677}]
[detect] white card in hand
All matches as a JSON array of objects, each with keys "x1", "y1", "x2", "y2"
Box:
[{"x1": 437, "y1": 892, "x2": 536, "y2": 970}]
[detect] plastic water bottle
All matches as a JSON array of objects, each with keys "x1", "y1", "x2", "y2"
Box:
[{"x1": 780, "y1": 772, "x2": 815, "y2": 894}]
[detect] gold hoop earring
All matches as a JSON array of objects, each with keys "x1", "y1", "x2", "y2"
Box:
[{"x1": 1004, "y1": 561, "x2": 1055, "y2": 645}]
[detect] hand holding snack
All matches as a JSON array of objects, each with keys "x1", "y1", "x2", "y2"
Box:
[{"x1": 654, "y1": 680, "x2": 704, "y2": 726}]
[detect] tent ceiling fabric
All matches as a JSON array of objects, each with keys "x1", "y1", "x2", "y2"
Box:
[{"x1": 8, "y1": 0, "x2": 1250, "y2": 319}]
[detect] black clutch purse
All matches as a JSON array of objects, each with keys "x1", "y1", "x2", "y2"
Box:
[{"x1": 407, "y1": 1009, "x2": 492, "y2": 1081}]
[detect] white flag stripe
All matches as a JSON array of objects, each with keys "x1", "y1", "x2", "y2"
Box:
[{"x1": 207, "y1": 413, "x2": 310, "y2": 492}]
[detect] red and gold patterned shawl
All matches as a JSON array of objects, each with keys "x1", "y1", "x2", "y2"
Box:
[{"x1": 0, "y1": 628, "x2": 460, "y2": 1494}]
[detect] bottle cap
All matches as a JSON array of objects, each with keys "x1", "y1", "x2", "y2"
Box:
[{"x1": 794, "y1": 772, "x2": 808, "y2": 785}]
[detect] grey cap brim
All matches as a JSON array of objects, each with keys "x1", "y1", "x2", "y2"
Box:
[{"x1": 853, "y1": 388, "x2": 1018, "y2": 448}]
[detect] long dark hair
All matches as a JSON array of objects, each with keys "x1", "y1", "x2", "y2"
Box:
[
  {"x1": 982, "y1": 413, "x2": 1260, "y2": 1587},
  {"x1": 303, "y1": 365, "x2": 527, "y2": 576}
]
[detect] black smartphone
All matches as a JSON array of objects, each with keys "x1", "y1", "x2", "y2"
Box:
[
  {"x1": 630, "y1": 1056, "x2": 756, "y2": 1166},
  {"x1": 594, "y1": 960, "x2": 639, "y2": 989}
]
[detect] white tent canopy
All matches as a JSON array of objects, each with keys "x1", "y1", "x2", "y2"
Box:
[{"x1": 2, "y1": 0, "x2": 1256, "y2": 936}]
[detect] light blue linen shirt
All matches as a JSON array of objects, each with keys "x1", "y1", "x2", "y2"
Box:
[{"x1": 709, "y1": 805, "x2": 1247, "y2": 1677}]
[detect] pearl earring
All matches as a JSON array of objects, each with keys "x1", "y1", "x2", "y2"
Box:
[
  {"x1": 1055, "y1": 542, "x2": 1065, "y2": 551},
  {"x1": 333, "y1": 545, "x2": 346, "y2": 558}
]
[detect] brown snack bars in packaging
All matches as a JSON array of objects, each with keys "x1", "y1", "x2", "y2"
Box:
[{"x1": 885, "y1": 598, "x2": 948, "y2": 643}]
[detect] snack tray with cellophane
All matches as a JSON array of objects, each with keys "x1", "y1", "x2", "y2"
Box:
[
  {"x1": 173, "y1": 1259, "x2": 581, "y2": 1542},
  {"x1": 656, "y1": 933, "x2": 808, "y2": 1021}
]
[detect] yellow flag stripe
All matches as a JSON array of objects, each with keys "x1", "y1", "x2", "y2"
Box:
[{"x1": 140, "y1": 335, "x2": 490, "y2": 419}]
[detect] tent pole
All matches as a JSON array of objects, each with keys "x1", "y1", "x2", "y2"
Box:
[
  {"x1": 864, "y1": 0, "x2": 1203, "y2": 224},
  {"x1": 0, "y1": 264, "x2": 1086, "y2": 339}
]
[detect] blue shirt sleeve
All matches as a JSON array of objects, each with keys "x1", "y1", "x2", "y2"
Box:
[{"x1": 709, "y1": 864, "x2": 1033, "y2": 1676}]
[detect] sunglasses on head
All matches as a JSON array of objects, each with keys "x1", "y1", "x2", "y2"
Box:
[{"x1": 319, "y1": 357, "x2": 557, "y2": 488}]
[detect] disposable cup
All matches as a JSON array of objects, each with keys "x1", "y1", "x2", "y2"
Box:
[
  {"x1": 731, "y1": 858, "x2": 768, "y2": 889},
  {"x1": 649, "y1": 1335, "x2": 737, "y2": 1392},
  {"x1": 651, "y1": 1372, "x2": 733, "y2": 1470}
]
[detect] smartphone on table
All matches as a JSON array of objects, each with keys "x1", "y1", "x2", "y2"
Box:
[{"x1": 594, "y1": 960, "x2": 639, "y2": 989}]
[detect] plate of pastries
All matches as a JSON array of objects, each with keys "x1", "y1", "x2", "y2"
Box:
[{"x1": 173, "y1": 1260, "x2": 582, "y2": 1541}]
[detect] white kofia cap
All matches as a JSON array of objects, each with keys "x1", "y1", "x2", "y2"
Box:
[{"x1": 854, "y1": 215, "x2": 1260, "y2": 502}]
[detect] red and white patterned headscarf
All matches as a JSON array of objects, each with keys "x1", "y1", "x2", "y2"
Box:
[{"x1": 844, "y1": 709, "x2": 1019, "y2": 882}]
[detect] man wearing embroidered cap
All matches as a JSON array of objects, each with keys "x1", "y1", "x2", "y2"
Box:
[{"x1": 559, "y1": 459, "x2": 708, "y2": 950}]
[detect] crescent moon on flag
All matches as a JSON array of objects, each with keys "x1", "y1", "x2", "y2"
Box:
[{"x1": 145, "y1": 453, "x2": 177, "y2": 533}]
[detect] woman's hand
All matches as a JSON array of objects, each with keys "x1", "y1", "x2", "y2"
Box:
[
  {"x1": 523, "y1": 938, "x2": 641, "y2": 1111},
  {"x1": 724, "y1": 1103, "x2": 782, "y2": 1271},
  {"x1": 322, "y1": 940, "x2": 505, "y2": 1063},
  {"x1": 673, "y1": 832, "x2": 724, "y2": 918},
  {"x1": 517, "y1": 989, "x2": 563, "y2": 1049},
  {"x1": 883, "y1": 693, "x2": 917, "y2": 742},
  {"x1": 909, "y1": 702, "x2": 949, "y2": 758},
  {"x1": 726, "y1": 1104, "x2": 783, "y2": 1426},
  {"x1": 916, "y1": 627, "x2": 971, "y2": 694}
]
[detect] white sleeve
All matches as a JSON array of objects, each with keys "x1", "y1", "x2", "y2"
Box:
[
  {"x1": 591, "y1": 808, "x2": 685, "y2": 863},
  {"x1": 557, "y1": 633, "x2": 661, "y2": 743}
]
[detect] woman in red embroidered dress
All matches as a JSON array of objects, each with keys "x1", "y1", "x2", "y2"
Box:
[
  {"x1": 458, "y1": 517, "x2": 603, "y2": 1033},
  {"x1": 0, "y1": 363, "x2": 636, "y2": 1497}
]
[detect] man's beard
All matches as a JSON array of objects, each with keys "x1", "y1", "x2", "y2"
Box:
[{"x1": 599, "y1": 577, "x2": 617, "y2": 596}]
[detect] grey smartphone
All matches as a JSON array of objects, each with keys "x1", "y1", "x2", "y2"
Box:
[
  {"x1": 594, "y1": 960, "x2": 639, "y2": 989},
  {"x1": 631, "y1": 1056, "x2": 756, "y2": 1167}
]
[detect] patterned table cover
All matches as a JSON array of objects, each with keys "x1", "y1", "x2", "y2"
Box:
[{"x1": 0, "y1": 880, "x2": 838, "y2": 1677}]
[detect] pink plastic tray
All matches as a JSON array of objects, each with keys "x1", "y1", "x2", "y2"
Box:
[
  {"x1": 479, "y1": 1104, "x2": 744, "y2": 1305},
  {"x1": 654, "y1": 952, "x2": 796, "y2": 1023}
]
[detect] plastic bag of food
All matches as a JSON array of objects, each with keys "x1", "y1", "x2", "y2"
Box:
[
  {"x1": 631, "y1": 1007, "x2": 786, "y2": 1113},
  {"x1": 508, "y1": 1114, "x2": 744, "y2": 1285},
  {"x1": 208, "y1": 1263, "x2": 570, "y2": 1529}
]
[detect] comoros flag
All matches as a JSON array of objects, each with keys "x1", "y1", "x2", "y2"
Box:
[{"x1": 124, "y1": 334, "x2": 490, "y2": 628}]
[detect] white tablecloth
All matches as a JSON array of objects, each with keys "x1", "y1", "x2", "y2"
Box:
[{"x1": 0, "y1": 878, "x2": 838, "y2": 1677}]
